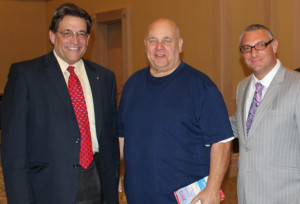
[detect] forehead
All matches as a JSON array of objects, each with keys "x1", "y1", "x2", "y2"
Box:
[
  {"x1": 58, "y1": 15, "x2": 87, "y2": 30},
  {"x1": 241, "y1": 29, "x2": 270, "y2": 45},
  {"x1": 147, "y1": 20, "x2": 177, "y2": 39}
]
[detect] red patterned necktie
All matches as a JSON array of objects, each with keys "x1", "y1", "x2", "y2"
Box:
[{"x1": 67, "y1": 66, "x2": 93, "y2": 169}]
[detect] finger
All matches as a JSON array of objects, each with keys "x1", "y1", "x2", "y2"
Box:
[
  {"x1": 118, "y1": 179, "x2": 123, "y2": 192},
  {"x1": 190, "y1": 195, "x2": 201, "y2": 204}
]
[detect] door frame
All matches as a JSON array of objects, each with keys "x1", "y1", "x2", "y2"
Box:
[{"x1": 91, "y1": 8, "x2": 131, "y2": 85}]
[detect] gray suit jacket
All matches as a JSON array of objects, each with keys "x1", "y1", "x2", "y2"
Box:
[{"x1": 231, "y1": 65, "x2": 300, "y2": 204}]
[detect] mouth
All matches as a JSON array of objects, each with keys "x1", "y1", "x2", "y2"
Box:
[
  {"x1": 155, "y1": 53, "x2": 165, "y2": 57},
  {"x1": 68, "y1": 47, "x2": 80, "y2": 51},
  {"x1": 251, "y1": 58, "x2": 263, "y2": 64}
]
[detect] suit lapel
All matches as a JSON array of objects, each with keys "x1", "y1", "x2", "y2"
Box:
[
  {"x1": 44, "y1": 54, "x2": 105, "y2": 140},
  {"x1": 43, "y1": 52, "x2": 74, "y2": 112},
  {"x1": 248, "y1": 66, "x2": 285, "y2": 136},
  {"x1": 241, "y1": 78, "x2": 251, "y2": 142},
  {"x1": 84, "y1": 60, "x2": 104, "y2": 140},
  {"x1": 240, "y1": 77, "x2": 252, "y2": 143}
]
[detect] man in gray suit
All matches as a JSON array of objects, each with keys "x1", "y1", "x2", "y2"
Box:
[{"x1": 231, "y1": 24, "x2": 300, "y2": 204}]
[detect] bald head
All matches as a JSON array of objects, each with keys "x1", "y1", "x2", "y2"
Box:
[
  {"x1": 145, "y1": 18, "x2": 180, "y2": 41},
  {"x1": 145, "y1": 18, "x2": 183, "y2": 77}
]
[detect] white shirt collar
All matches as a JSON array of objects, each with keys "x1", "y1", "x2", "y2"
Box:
[{"x1": 251, "y1": 59, "x2": 281, "y2": 89}]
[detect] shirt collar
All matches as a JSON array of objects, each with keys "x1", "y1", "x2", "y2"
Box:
[{"x1": 252, "y1": 59, "x2": 281, "y2": 89}]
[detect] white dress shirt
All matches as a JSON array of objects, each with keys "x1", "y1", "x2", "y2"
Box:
[
  {"x1": 245, "y1": 59, "x2": 281, "y2": 121},
  {"x1": 53, "y1": 50, "x2": 99, "y2": 153}
]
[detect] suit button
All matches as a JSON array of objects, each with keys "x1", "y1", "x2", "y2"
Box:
[
  {"x1": 245, "y1": 147, "x2": 249, "y2": 152},
  {"x1": 75, "y1": 138, "x2": 80, "y2": 143},
  {"x1": 73, "y1": 163, "x2": 79, "y2": 168}
]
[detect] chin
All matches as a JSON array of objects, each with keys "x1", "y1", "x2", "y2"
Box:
[
  {"x1": 68, "y1": 56, "x2": 81, "y2": 62},
  {"x1": 154, "y1": 65, "x2": 168, "y2": 70},
  {"x1": 67, "y1": 59, "x2": 80, "y2": 65},
  {"x1": 249, "y1": 64, "x2": 263, "y2": 70},
  {"x1": 153, "y1": 60, "x2": 168, "y2": 66}
]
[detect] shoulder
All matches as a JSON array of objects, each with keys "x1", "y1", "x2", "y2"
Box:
[
  {"x1": 83, "y1": 59, "x2": 115, "y2": 77},
  {"x1": 180, "y1": 62, "x2": 217, "y2": 88},
  {"x1": 11, "y1": 53, "x2": 50, "y2": 70},
  {"x1": 119, "y1": 67, "x2": 149, "y2": 97},
  {"x1": 274, "y1": 66, "x2": 300, "y2": 87},
  {"x1": 124, "y1": 67, "x2": 148, "y2": 85},
  {"x1": 283, "y1": 66, "x2": 300, "y2": 80},
  {"x1": 237, "y1": 75, "x2": 251, "y2": 89},
  {"x1": 129, "y1": 67, "x2": 148, "y2": 79},
  {"x1": 281, "y1": 66, "x2": 300, "y2": 91},
  {"x1": 7, "y1": 53, "x2": 54, "y2": 79}
]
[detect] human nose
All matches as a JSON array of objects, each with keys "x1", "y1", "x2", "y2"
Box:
[
  {"x1": 155, "y1": 41, "x2": 164, "y2": 49},
  {"x1": 250, "y1": 47, "x2": 259, "y2": 57},
  {"x1": 70, "y1": 33, "x2": 79, "y2": 44}
]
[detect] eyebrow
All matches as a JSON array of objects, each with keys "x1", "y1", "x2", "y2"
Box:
[
  {"x1": 62, "y1": 28, "x2": 87, "y2": 32},
  {"x1": 148, "y1": 36, "x2": 172, "y2": 39},
  {"x1": 242, "y1": 41, "x2": 267, "y2": 46}
]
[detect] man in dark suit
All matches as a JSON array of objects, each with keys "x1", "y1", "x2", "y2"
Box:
[{"x1": 1, "y1": 3, "x2": 120, "y2": 204}]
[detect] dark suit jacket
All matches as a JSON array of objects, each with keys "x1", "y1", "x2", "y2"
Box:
[{"x1": 1, "y1": 51, "x2": 120, "y2": 204}]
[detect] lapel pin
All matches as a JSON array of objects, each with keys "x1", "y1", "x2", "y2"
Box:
[{"x1": 96, "y1": 76, "x2": 100, "y2": 80}]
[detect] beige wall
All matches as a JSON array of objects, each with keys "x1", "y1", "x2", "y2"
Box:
[
  {"x1": 0, "y1": 0, "x2": 47, "y2": 93},
  {"x1": 1, "y1": 0, "x2": 299, "y2": 115},
  {"x1": 44, "y1": 0, "x2": 217, "y2": 77}
]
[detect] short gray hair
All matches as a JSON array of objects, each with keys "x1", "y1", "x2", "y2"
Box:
[{"x1": 239, "y1": 24, "x2": 274, "y2": 45}]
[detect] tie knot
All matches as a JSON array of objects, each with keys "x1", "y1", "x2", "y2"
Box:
[
  {"x1": 67, "y1": 66, "x2": 75, "y2": 74},
  {"x1": 255, "y1": 82, "x2": 264, "y2": 93}
]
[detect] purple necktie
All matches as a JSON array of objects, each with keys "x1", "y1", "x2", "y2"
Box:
[{"x1": 246, "y1": 82, "x2": 264, "y2": 134}]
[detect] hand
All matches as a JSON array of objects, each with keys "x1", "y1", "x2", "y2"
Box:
[
  {"x1": 118, "y1": 178, "x2": 123, "y2": 192},
  {"x1": 190, "y1": 188, "x2": 221, "y2": 204}
]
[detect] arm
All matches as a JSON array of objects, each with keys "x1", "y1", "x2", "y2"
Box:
[
  {"x1": 1, "y1": 65, "x2": 33, "y2": 203},
  {"x1": 118, "y1": 137, "x2": 124, "y2": 192},
  {"x1": 117, "y1": 82, "x2": 126, "y2": 193},
  {"x1": 230, "y1": 82, "x2": 240, "y2": 138},
  {"x1": 295, "y1": 85, "x2": 300, "y2": 139},
  {"x1": 119, "y1": 137, "x2": 124, "y2": 161},
  {"x1": 109, "y1": 73, "x2": 121, "y2": 196},
  {"x1": 190, "y1": 141, "x2": 232, "y2": 204},
  {"x1": 111, "y1": 74, "x2": 120, "y2": 177},
  {"x1": 229, "y1": 114, "x2": 238, "y2": 138}
]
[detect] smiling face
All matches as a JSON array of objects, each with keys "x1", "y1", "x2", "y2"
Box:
[
  {"x1": 145, "y1": 19, "x2": 183, "y2": 77},
  {"x1": 241, "y1": 29, "x2": 278, "y2": 79},
  {"x1": 49, "y1": 15, "x2": 90, "y2": 65}
]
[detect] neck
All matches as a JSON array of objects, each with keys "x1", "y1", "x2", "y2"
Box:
[{"x1": 150, "y1": 60, "x2": 181, "y2": 78}]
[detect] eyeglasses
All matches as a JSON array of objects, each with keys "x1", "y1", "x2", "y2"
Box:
[
  {"x1": 58, "y1": 30, "x2": 88, "y2": 40},
  {"x1": 239, "y1": 39, "x2": 274, "y2": 54}
]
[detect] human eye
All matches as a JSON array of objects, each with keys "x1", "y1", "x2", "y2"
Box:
[
  {"x1": 148, "y1": 38, "x2": 157, "y2": 44},
  {"x1": 78, "y1": 31, "x2": 88, "y2": 38},
  {"x1": 163, "y1": 38, "x2": 172, "y2": 44},
  {"x1": 241, "y1": 45, "x2": 251, "y2": 53},
  {"x1": 62, "y1": 30, "x2": 72, "y2": 38},
  {"x1": 255, "y1": 42, "x2": 266, "y2": 50}
]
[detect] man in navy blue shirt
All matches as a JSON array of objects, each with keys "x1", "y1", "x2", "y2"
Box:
[{"x1": 118, "y1": 18, "x2": 233, "y2": 204}]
